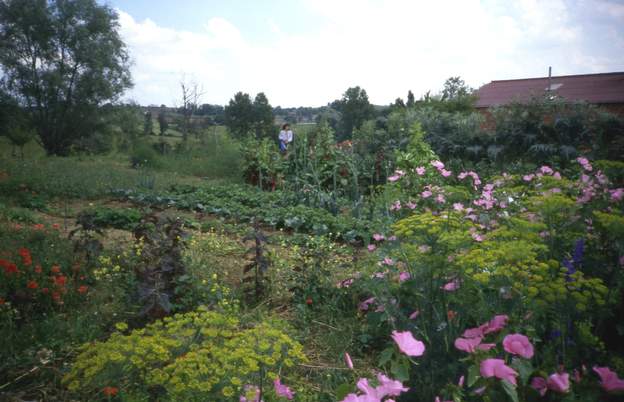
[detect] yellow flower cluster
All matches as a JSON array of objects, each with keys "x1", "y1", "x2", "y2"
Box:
[
  {"x1": 63, "y1": 308, "x2": 307, "y2": 401},
  {"x1": 92, "y1": 255, "x2": 124, "y2": 282}
]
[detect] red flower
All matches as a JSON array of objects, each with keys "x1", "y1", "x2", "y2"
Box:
[
  {"x1": 77, "y1": 285, "x2": 88, "y2": 294},
  {"x1": 447, "y1": 310, "x2": 458, "y2": 321},
  {"x1": 51, "y1": 265, "x2": 61, "y2": 274},
  {"x1": 1, "y1": 259, "x2": 19, "y2": 275},
  {"x1": 33, "y1": 224, "x2": 45, "y2": 231},
  {"x1": 27, "y1": 280, "x2": 38, "y2": 289},
  {"x1": 41, "y1": 287, "x2": 49, "y2": 294},
  {"x1": 52, "y1": 291, "x2": 62, "y2": 303},
  {"x1": 306, "y1": 297, "x2": 313, "y2": 305},
  {"x1": 54, "y1": 275, "x2": 67, "y2": 287},
  {"x1": 103, "y1": 386, "x2": 119, "y2": 396},
  {"x1": 52, "y1": 223, "x2": 60, "y2": 230},
  {"x1": 35, "y1": 265, "x2": 42, "y2": 274}
]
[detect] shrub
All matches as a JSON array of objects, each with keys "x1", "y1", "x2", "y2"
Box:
[
  {"x1": 64, "y1": 308, "x2": 307, "y2": 401},
  {"x1": 130, "y1": 141, "x2": 161, "y2": 168}
]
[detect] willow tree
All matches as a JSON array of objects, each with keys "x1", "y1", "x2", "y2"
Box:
[{"x1": 0, "y1": 0, "x2": 132, "y2": 155}]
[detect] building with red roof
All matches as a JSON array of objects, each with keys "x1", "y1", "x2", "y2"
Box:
[{"x1": 476, "y1": 72, "x2": 624, "y2": 116}]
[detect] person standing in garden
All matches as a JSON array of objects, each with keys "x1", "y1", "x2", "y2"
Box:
[{"x1": 278, "y1": 123, "x2": 293, "y2": 153}]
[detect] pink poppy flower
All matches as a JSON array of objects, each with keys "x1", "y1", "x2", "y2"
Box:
[
  {"x1": 523, "y1": 174, "x2": 534, "y2": 182},
  {"x1": 458, "y1": 376, "x2": 465, "y2": 387},
  {"x1": 436, "y1": 194, "x2": 446, "y2": 204},
  {"x1": 382, "y1": 257, "x2": 395, "y2": 266},
  {"x1": 610, "y1": 188, "x2": 624, "y2": 202},
  {"x1": 454, "y1": 337, "x2": 483, "y2": 353},
  {"x1": 461, "y1": 327, "x2": 483, "y2": 340},
  {"x1": 406, "y1": 201, "x2": 417, "y2": 209},
  {"x1": 593, "y1": 366, "x2": 624, "y2": 393},
  {"x1": 399, "y1": 271, "x2": 411, "y2": 282},
  {"x1": 416, "y1": 166, "x2": 426, "y2": 175},
  {"x1": 483, "y1": 315, "x2": 508, "y2": 334},
  {"x1": 471, "y1": 233, "x2": 484, "y2": 242},
  {"x1": 453, "y1": 202, "x2": 464, "y2": 211},
  {"x1": 342, "y1": 375, "x2": 408, "y2": 402},
  {"x1": 358, "y1": 297, "x2": 376, "y2": 311},
  {"x1": 391, "y1": 330, "x2": 425, "y2": 357},
  {"x1": 367, "y1": 244, "x2": 376, "y2": 252},
  {"x1": 388, "y1": 235, "x2": 397, "y2": 241},
  {"x1": 442, "y1": 279, "x2": 460, "y2": 291},
  {"x1": 409, "y1": 310, "x2": 420, "y2": 319},
  {"x1": 577, "y1": 156, "x2": 593, "y2": 171},
  {"x1": 344, "y1": 352, "x2": 354, "y2": 369},
  {"x1": 531, "y1": 377, "x2": 547, "y2": 396},
  {"x1": 373, "y1": 233, "x2": 385, "y2": 241},
  {"x1": 440, "y1": 169, "x2": 452, "y2": 177},
  {"x1": 553, "y1": 171, "x2": 562, "y2": 179},
  {"x1": 388, "y1": 174, "x2": 401, "y2": 182},
  {"x1": 458, "y1": 172, "x2": 468, "y2": 179},
  {"x1": 376, "y1": 373, "x2": 409, "y2": 396},
  {"x1": 547, "y1": 372, "x2": 570, "y2": 393},
  {"x1": 390, "y1": 200, "x2": 401, "y2": 211},
  {"x1": 431, "y1": 160, "x2": 445, "y2": 169},
  {"x1": 480, "y1": 358, "x2": 518, "y2": 385},
  {"x1": 540, "y1": 166, "x2": 554, "y2": 175},
  {"x1": 274, "y1": 377, "x2": 294, "y2": 399},
  {"x1": 503, "y1": 334, "x2": 534, "y2": 358},
  {"x1": 421, "y1": 190, "x2": 432, "y2": 198}
]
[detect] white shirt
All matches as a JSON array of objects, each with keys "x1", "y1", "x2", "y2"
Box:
[{"x1": 279, "y1": 130, "x2": 293, "y2": 143}]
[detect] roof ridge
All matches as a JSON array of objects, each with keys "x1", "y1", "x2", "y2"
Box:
[{"x1": 489, "y1": 71, "x2": 624, "y2": 83}]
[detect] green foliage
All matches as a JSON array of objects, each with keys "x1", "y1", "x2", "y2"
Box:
[
  {"x1": 253, "y1": 92, "x2": 275, "y2": 140},
  {"x1": 158, "y1": 111, "x2": 169, "y2": 136},
  {"x1": 63, "y1": 308, "x2": 307, "y2": 401},
  {"x1": 130, "y1": 140, "x2": 162, "y2": 168},
  {"x1": 82, "y1": 206, "x2": 143, "y2": 230},
  {"x1": 332, "y1": 86, "x2": 375, "y2": 141},
  {"x1": 241, "y1": 136, "x2": 284, "y2": 190},
  {"x1": 224, "y1": 91, "x2": 255, "y2": 139},
  {"x1": 0, "y1": 0, "x2": 132, "y2": 156}
]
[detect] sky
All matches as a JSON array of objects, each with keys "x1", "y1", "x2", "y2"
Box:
[{"x1": 103, "y1": 0, "x2": 624, "y2": 107}]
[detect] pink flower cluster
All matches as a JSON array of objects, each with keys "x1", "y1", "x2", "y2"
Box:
[
  {"x1": 341, "y1": 373, "x2": 409, "y2": 402},
  {"x1": 454, "y1": 315, "x2": 508, "y2": 354},
  {"x1": 431, "y1": 160, "x2": 452, "y2": 178},
  {"x1": 388, "y1": 170, "x2": 406, "y2": 182},
  {"x1": 458, "y1": 171, "x2": 482, "y2": 188},
  {"x1": 531, "y1": 372, "x2": 570, "y2": 395}
]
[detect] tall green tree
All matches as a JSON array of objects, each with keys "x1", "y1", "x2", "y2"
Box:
[
  {"x1": 332, "y1": 86, "x2": 374, "y2": 141},
  {"x1": 224, "y1": 91, "x2": 254, "y2": 139},
  {"x1": 0, "y1": 0, "x2": 132, "y2": 155},
  {"x1": 252, "y1": 92, "x2": 274, "y2": 139},
  {"x1": 439, "y1": 76, "x2": 476, "y2": 113}
]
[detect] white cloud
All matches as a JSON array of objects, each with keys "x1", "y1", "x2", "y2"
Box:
[{"x1": 116, "y1": 1, "x2": 624, "y2": 107}]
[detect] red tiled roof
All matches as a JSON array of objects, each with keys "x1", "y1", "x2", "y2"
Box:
[{"x1": 475, "y1": 72, "x2": 624, "y2": 108}]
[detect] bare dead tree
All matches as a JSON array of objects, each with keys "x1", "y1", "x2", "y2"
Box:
[{"x1": 180, "y1": 76, "x2": 204, "y2": 142}]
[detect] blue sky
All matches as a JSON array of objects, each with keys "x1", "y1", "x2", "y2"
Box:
[{"x1": 103, "y1": 0, "x2": 624, "y2": 107}]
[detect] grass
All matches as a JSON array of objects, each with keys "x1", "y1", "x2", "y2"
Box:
[{"x1": 0, "y1": 130, "x2": 242, "y2": 202}]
